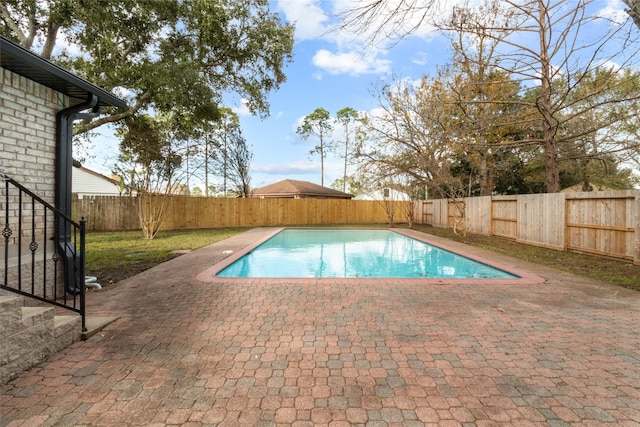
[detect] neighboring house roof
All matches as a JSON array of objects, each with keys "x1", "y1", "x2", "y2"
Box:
[
  {"x1": 72, "y1": 165, "x2": 121, "y2": 198},
  {"x1": 354, "y1": 189, "x2": 411, "y2": 201},
  {"x1": 0, "y1": 35, "x2": 126, "y2": 108},
  {"x1": 251, "y1": 179, "x2": 353, "y2": 199}
]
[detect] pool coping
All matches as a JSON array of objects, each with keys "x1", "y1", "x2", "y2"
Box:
[{"x1": 195, "y1": 227, "x2": 546, "y2": 285}]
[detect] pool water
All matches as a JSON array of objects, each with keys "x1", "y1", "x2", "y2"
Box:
[{"x1": 216, "y1": 229, "x2": 518, "y2": 279}]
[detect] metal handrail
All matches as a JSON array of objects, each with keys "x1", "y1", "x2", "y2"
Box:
[{"x1": 1, "y1": 172, "x2": 85, "y2": 331}]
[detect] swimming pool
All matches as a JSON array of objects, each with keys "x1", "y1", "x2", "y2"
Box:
[
  {"x1": 215, "y1": 229, "x2": 516, "y2": 279},
  {"x1": 196, "y1": 228, "x2": 545, "y2": 285}
]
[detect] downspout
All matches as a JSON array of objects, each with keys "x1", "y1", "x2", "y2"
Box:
[{"x1": 55, "y1": 93, "x2": 100, "y2": 294}]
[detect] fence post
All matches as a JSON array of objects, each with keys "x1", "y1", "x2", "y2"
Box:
[
  {"x1": 489, "y1": 196, "x2": 494, "y2": 236},
  {"x1": 564, "y1": 195, "x2": 569, "y2": 252},
  {"x1": 635, "y1": 192, "x2": 640, "y2": 266}
]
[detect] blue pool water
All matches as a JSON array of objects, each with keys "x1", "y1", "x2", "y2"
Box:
[{"x1": 216, "y1": 229, "x2": 517, "y2": 279}]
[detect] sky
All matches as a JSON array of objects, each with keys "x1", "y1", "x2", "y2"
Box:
[
  {"x1": 83, "y1": 0, "x2": 636, "y2": 192},
  {"x1": 232, "y1": 0, "x2": 451, "y2": 189}
]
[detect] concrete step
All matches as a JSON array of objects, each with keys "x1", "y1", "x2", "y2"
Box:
[
  {"x1": 0, "y1": 294, "x2": 24, "y2": 332},
  {"x1": 54, "y1": 315, "x2": 82, "y2": 352},
  {"x1": 0, "y1": 294, "x2": 82, "y2": 385},
  {"x1": 21, "y1": 305, "x2": 55, "y2": 326},
  {"x1": 83, "y1": 316, "x2": 119, "y2": 340}
]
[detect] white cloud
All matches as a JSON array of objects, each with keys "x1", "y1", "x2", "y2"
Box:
[
  {"x1": 411, "y1": 52, "x2": 429, "y2": 66},
  {"x1": 292, "y1": 115, "x2": 305, "y2": 133},
  {"x1": 252, "y1": 160, "x2": 320, "y2": 175},
  {"x1": 277, "y1": 1, "x2": 402, "y2": 77},
  {"x1": 111, "y1": 86, "x2": 137, "y2": 101},
  {"x1": 597, "y1": 0, "x2": 629, "y2": 24},
  {"x1": 277, "y1": 0, "x2": 329, "y2": 41},
  {"x1": 312, "y1": 49, "x2": 392, "y2": 76},
  {"x1": 366, "y1": 106, "x2": 390, "y2": 121},
  {"x1": 598, "y1": 59, "x2": 622, "y2": 72},
  {"x1": 232, "y1": 98, "x2": 252, "y2": 117}
]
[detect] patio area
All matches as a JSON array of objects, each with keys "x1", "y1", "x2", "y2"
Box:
[{"x1": 2, "y1": 227, "x2": 639, "y2": 426}]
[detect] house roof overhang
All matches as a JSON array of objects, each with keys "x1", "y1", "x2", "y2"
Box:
[{"x1": 0, "y1": 35, "x2": 127, "y2": 108}]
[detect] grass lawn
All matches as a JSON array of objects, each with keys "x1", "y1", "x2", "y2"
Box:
[
  {"x1": 85, "y1": 228, "x2": 248, "y2": 284},
  {"x1": 85, "y1": 225, "x2": 639, "y2": 291},
  {"x1": 413, "y1": 225, "x2": 639, "y2": 291}
]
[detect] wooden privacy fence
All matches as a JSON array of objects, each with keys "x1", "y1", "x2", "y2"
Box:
[
  {"x1": 415, "y1": 190, "x2": 640, "y2": 265},
  {"x1": 73, "y1": 191, "x2": 640, "y2": 263},
  {"x1": 72, "y1": 196, "x2": 394, "y2": 231}
]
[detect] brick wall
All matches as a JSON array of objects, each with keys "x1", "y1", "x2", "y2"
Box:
[
  {"x1": 1, "y1": 67, "x2": 65, "y2": 202},
  {"x1": 1, "y1": 67, "x2": 67, "y2": 244}
]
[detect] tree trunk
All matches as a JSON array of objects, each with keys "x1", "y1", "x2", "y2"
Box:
[
  {"x1": 539, "y1": 71, "x2": 560, "y2": 193},
  {"x1": 538, "y1": 0, "x2": 560, "y2": 193},
  {"x1": 477, "y1": 140, "x2": 492, "y2": 196},
  {"x1": 543, "y1": 134, "x2": 560, "y2": 193},
  {"x1": 343, "y1": 132, "x2": 348, "y2": 193},
  {"x1": 320, "y1": 142, "x2": 325, "y2": 187}
]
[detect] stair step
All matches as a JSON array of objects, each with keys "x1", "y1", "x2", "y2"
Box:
[
  {"x1": 1, "y1": 305, "x2": 56, "y2": 384},
  {"x1": 54, "y1": 315, "x2": 78, "y2": 331},
  {"x1": 1, "y1": 300, "x2": 82, "y2": 384},
  {"x1": 0, "y1": 295, "x2": 24, "y2": 331},
  {"x1": 53, "y1": 315, "x2": 82, "y2": 352},
  {"x1": 21, "y1": 306, "x2": 55, "y2": 326},
  {"x1": 0, "y1": 293, "x2": 24, "y2": 309}
]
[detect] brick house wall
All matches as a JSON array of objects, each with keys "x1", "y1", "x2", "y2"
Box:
[
  {"x1": 1, "y1": 67, "x2": 67, "y2": 244},
  {"x1": 1, "y1": 67, "x2": 64, "y2": 200},
  {"x1": 1, "y1": 66, "x2": 70, "y2": 297}
]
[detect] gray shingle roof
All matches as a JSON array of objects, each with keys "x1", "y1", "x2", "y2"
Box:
[{"x1": 251, "y1": 179, "x2": 353, "y2": 199}]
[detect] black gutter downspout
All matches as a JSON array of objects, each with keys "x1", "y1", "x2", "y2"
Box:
[{"x1": 55, "y1": 93, "x2": 100, "y2": 295}]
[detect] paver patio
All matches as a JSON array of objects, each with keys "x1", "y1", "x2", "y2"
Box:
[{"x1": 2, "y1": 227, "x2": 639, "y2": 426}]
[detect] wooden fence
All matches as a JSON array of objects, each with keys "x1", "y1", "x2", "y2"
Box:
[
  {"x1": 73, "y1": 191, "x2": 640, "y2": 264},
  {"x1": 72, "y1": 196, "x2": 393, "y2": 231},
  {"x1": 415, "y1": 190, "x2": 640, "y2": 265}
]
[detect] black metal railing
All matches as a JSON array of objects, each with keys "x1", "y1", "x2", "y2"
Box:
[{"x1": 1, "y1": 172, "x2": 85, "y2": 331}]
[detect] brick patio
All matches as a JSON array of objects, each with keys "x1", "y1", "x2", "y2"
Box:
[{"x1": 2, "y1": 227, "x2": 639, "y2": 426}]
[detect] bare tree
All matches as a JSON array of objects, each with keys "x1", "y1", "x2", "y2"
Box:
[
  {"x1": 199, "y1": 109, "x2": 254, "y2": 197},
  {"x1": 451, "y1": 0, "x2": 640, "y2": 192},
  {"x1": 337, "y1": 0, "x2": 438, "y2": 47},
  {"x1": 342, "y1": 0, "x2": 640, "y2": 193},
  {"x1": 223, "y1": 133, "x2": 254, "y2": 198},
  {"x1": 356, "y1": 77, "x2": 469, "y2": 236},
  {"x1": 440, "y1": 1, "x2": 522, "y2": 195}
]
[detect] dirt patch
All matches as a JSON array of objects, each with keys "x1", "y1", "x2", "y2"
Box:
[{"x1": 87, "y1": 253, "x2": 182, "y2": 287}]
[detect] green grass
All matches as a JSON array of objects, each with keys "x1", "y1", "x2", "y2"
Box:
[
  {"x1": 85, "y1": 228, "x2": 248, "y2": 283},
  {"x1": 413, "y1": 225, "x2": 640, "y2": 291}
]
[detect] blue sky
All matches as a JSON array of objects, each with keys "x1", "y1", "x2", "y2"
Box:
[
  {"x1": 231, "y1": 0, "x2": 450, "y2": 189},
  {"x1": 84, "y1": 0, "x2": 635, "y2": 191}
]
